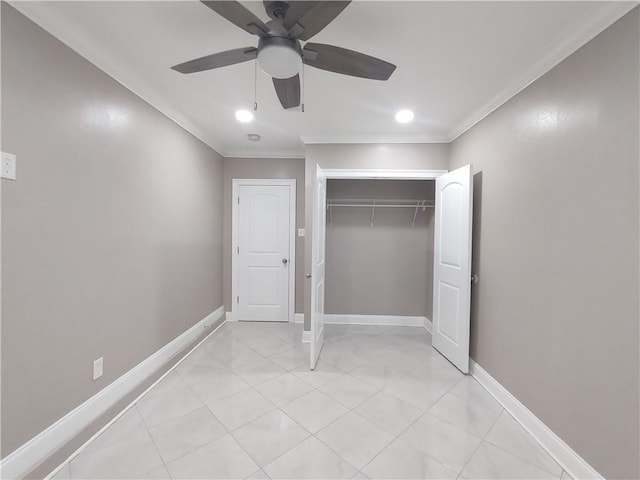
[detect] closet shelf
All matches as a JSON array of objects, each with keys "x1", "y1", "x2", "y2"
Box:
[
  {"x1": 326, "y1": 198, "x2": 434, "y2": 227},
  {"x1": 326, "y1": 198, "x2": 433, "y2": 209}
]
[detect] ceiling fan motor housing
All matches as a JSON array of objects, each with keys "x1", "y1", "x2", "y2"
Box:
[
  {"x1": 257, "y1": 36, "x2": 302, "y2": 79},
  {"x1": 265, "y1": 1, "x2": 290, "y2": 20},
  {"x1": 172, "y1": 1, "x2": 396, "y2": 109}
]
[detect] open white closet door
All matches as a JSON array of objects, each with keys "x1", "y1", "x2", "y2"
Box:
[
  {"x1": 432, "y1": 164, "x2": 473, "y2": 373},
  {"x1": 310, "y1": 165, "x2": 327, "y2": 370}
]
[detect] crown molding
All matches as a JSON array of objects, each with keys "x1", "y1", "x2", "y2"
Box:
[
  {"x1": 9, "y1": 1, "x2": 636, "y2": 154},
  {"x1": 446, "y1": 1, "x2": 638, "y2": 142},
  {"x1": 8, "y1": 1, "x2": 226, "y2": 157},
  {"x1": 301, "y1": 133, "x2": 449, "y2": 145},
  {"x1": 222, "y1": 148, "x2": 305, "y2": 159}
]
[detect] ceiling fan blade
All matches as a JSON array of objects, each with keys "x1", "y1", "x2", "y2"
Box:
[
  {"x1": 171, "y1": 47, "x2": 257, "y2": 74},
  {"x1": 284, "y1": 1, "x2": 351, "y2": 41},
  {"x1": 303, "y1": 43, "x2": 396, "y2": 80},
  {"x1": 273, "y1": 74, "x2": 301, "y2": 109},
  {"x1": 201, "y1": 1, "x2": 269, "y2": 37}
]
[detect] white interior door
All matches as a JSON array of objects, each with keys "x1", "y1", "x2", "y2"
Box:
[
  {"x1": 235, "y1": 182, "x2": 293, "y2": 322},
  {"x1": 310, "y1": 166, "x2": 327, "y2": 369},
  {"x1": 432, "y1": 164, "x2": 473, "y2": 373}
]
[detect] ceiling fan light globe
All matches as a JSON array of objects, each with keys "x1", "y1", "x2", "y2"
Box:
[{"x1": 258, "y1": 44, "x2": 302, "y2": 79}]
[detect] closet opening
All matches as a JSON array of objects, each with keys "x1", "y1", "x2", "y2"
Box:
[
  {"x1": 310, "y1": 166, "x2": 473, "y2": 373},
  {"x1": 324, "y1": 179, "x2": 436, "y2": 332}
]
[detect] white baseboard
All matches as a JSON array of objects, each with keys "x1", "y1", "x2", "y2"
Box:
[
  {"x1": 0, "y1": 306, "x2": 225, "y2": 480},
  {"x1": 325, "y1": 314, "x2": 427, "y2": 327},
  {"x1": 300, "y1": 315, "x2": 427, "y2": 343},
  {"x1": 203, "y1": 308, "x2": 223, "y2": 328},
  {"x1": 424, "y1": 318, "x2": 433, "y2": 332},
  {"x1": 227, "y1": 311, "x2": 302, "y2": 323},
  {"x1": 470, "y1": 360, "x2": 603, "y2": 480}
]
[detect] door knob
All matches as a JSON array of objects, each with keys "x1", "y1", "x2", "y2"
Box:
[
  {"x1": 282, "y1": 258, "x2": 288, "y2": 265},
  {"x1": 471, "y1": 274, "x2": 478, "y2": 284},
  {"x1": 306, "y1": 273, "x2": 312, "y2": 278}
]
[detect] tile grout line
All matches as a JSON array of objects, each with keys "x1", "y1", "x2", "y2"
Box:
[
  {"x1": 453, "y1": 388, "x2": 511, "y2": 479},
  {"x1": 52, "y1": 319, "x2": 230, "y2": 479},
  {"x1": 61, "y1": 323, "x2": 315, "y2": 478},
  {"x1": 345, "y1": 343, "x2": 476, "y2": 477},
  {"x1": 61, "y1": 323, "x2": 555, "y2": 480},
  {"x1": 254, "y1": 352, "x2": 383, "y2": 474},
  {"x1": 480, "y1": 414, "x2": 564, "y2": 478},
  {"x1": 242, "y1": 383, "x2": 327, "y2": 474},
  {"x1": 456, "y1": 426, "x2": 489, "y2": 478},
  {"x1": 226, "y1": 414, "x2": 272, "y2": 479},
  {"x1": 135, "y1": 404, "x2": 175, "y2": 480},
  {"x1": 283, "y1": 347, "x2": 405, "y2": 475},
  {"x1": 84, "y1": 323, "x2": 274, "y2": 477},
  {"x1": 161, "y1": 323, "x2": 391, "y2": 478},
  {"x1": 313, "y1": 347, "x2": 457, "y2": 478},
  {"x1": 451, "y1": 376, "x2": 565, "y2": 478},
  {"x1": 140, "y1": 330, "x2": 243, "y2": 476},
  {"x1": 197, "y1": 326, "x2": 319, "y2": 473},
  {"x1": 141, "y1": 324, "x2": 285, "y2": 475}
]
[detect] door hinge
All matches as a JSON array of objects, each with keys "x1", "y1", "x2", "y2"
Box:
[
  {"x1": 237, "y1": 296, "x2": 239, "y2": 303},
  {"x1": 237, "y1": 197, "x2": 240, "y2": 204},
  {"x1": 237, "y1": 246, "x2": 239, "y2": 254}
]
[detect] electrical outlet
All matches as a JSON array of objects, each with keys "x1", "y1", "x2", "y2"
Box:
[
  {"x1": 93, "y1": 357, "x2": 103, "y2": 380},
  {"x1": 1, "y1": 152, "x2": 16, "y2": 180}
]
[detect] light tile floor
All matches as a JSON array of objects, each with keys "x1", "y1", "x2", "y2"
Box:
[{"x1": 51, "y1": 322, "x2": 572, "y2": 480}]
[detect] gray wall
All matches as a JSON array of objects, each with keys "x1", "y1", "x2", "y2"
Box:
[
  {"x1": 449, "y1": 8, "x2": 639, "y2": 479},
  {"x1": 325, "y1": 180, "x2": 434, "y2": 318},
  {"x1": 1, "y1": 4, "x2": 224, "y2": 458},
  {"x1": 304, "y1": 143, "x2": 450, "y2": 329},
  {"x1": 222, "y1": 157, "x2": 305, "y2": 314},
  {"x1": 3, "y1": 4, "x2": 638, "y2": 479},
  {"x1": 305, "y1": 143, "x2": 450, "y2": 171}
]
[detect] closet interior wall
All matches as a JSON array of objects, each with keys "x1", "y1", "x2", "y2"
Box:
[{"x1": 325, "y1": 179, "x2": 435, "y2": 320}]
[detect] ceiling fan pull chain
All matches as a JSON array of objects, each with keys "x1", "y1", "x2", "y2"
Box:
[
  {"x1": 301, "y1": 64, "x2": 305, "y2": 113},
  {"x1": 253, "y1": 59, "x2": 258, "y2": 111}
]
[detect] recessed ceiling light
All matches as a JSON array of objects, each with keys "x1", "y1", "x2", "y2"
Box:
[
  {"x1": 235, "y1": 109, "x2": 254, "y2": 123},
  {"x1": 395, "y1": 109, "x2": 414, "y2": 123},
  {"x1": 248, "y1": 134, "x2": 261, "y2": 142}
]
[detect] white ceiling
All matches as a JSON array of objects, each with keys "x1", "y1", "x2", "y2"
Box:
[{"x1": 11, "y1": 1, "x2": 635, "y2": 157}]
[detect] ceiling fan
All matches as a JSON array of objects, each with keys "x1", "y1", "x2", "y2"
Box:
[{"x1": 171, "y1": 1, "x2": 397, "y2": 109}]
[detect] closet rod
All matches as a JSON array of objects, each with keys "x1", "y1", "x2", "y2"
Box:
[
  {"x1": 326, "y1": 199, "x2": 434, "y2": 208},
  {"x1": 326, "y1": 203, "x2": 434, "y2": 208},
  {"x1": 326, "y1": 199, "x2": 434, "y2": 227}
]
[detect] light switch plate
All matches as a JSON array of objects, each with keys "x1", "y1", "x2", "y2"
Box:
[
  {"x1": 298, "y1": 228, "x2": 306, "y2": 237},
  {"x1": 1, "y1": 152, "x2": 16, "y2": 180},
  {"x1": 93, "y1": 357, "x2": 103, "y2": 380}
]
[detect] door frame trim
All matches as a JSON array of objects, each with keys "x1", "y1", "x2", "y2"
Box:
[
  {"x1": 309, "y1": 168, "x2": 448, "y2": 364},
  {"x1": 321, "y1": 169, "x2": 448, "y2": 180},
  {"x1": 232, "y1": 178, "x2": 297, "y2": 323}
]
